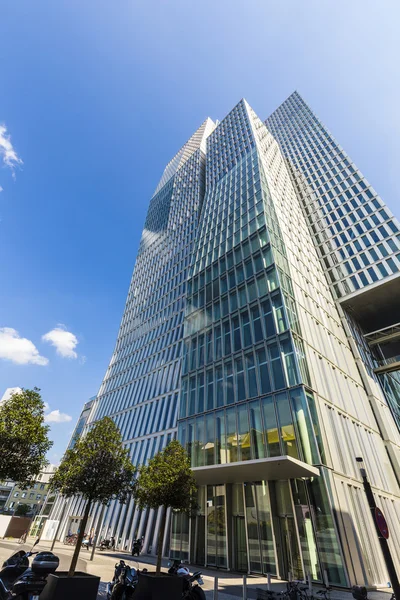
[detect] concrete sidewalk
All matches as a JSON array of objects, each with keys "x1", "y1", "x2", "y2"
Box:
[{"x1": 0, "y1": 537, "x2": 395, "y2": 600}]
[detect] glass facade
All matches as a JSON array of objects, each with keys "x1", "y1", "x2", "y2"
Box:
[
  {"x1": 52, "y1": 95, "x2": 400, "y2": 588},
  {"x1": 51, "y1": 117, "x2": 217, "y2": 554},
  {"x1": 266, "y1": 92, "x2": 400, "y2": 299},
  {"x1": 174, "y1": 100, "x2": 351, "y2": 584},
  {"x1": 67, "y1": 397, "x2": 95, "y2": 449},
  {"x1": 266, "y1": 92, "x2": 400, "y2": 450}
]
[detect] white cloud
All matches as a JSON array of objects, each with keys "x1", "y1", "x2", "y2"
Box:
[
  {"x1": 0, "y1": 186, "x2": 3, "y2": 193},
  {"x1": 42, "y1": 325, "x2": 78, "y2": 359},
  {"x1": 0, "y1": 124, "x2": 23, "y2": 177},
  {"x1": 0, "y1": 327, "x2": 48, "y2": 366},
  {"x1": 45, "y1": 409, "x2": 72, "y2": 423}
]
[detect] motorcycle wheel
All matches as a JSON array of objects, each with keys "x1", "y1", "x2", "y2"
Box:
[
  {"x1": 111, "y1": 583, "x2": 135, "y2": 600},
  {"x1": 188, "y1": 586, "x2": 206, "y2": 600},
  {"x1": 110, "y1": 583, "x2": 124, "y2": 600}
]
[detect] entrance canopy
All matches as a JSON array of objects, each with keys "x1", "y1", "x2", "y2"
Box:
[{"x1": 192, "y1": 455, "x2": 319, "y2": 485}]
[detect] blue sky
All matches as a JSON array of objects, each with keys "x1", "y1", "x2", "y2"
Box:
[{"x1": 1, "y1": 0, "x2": 399, "y2": 462}]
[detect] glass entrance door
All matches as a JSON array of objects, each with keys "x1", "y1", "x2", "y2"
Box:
[
  {"x1": 232, "y1": 483, "x2": 248, "y2": 572},
  {"x1": 274, "y1": 481, "x2": 304, "y2": 580},
  {"x1": 206, "y1": 485, "x2": 227, "y2": 568},
  {"x1": 279, "y1": 515, "x2": 303, "y2": 580},
  {"x1": 243, "y1": 482, "x2": 276, "y2": 574}
]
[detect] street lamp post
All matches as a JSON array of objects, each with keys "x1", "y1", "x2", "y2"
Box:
[
  {"x1": 50, "y1": 497, "x2": 68, "y2": 552},
  {"x1": 356, "y1": 457, "x2": 400, "y2": 599},
  {"x1": 90, "y1": 503, "x2": 106, "y2": 562}
]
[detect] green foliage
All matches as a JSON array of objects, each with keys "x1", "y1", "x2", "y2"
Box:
[
  {"x1": 49, "y1": 417, "x2": 136, "y2": 504},
  {"x1": 50, "y1": 417, "x2": 136, "y2": 576},
  {"x1": 15, "y1": 504, "x2": 30, "y2": 516},
  {"x1": 0, "y1": 388, "x2": 52, "y2": 487},
  {"x1": 133, "y1": 440, "x2": 197, "y2": 513},
  {"x1": 133, "y1": 440, "x2": 197, "y2": 574}
]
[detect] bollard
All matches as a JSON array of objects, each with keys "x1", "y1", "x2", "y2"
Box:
[
  {"x1": 267, "y1": 573, "x2": 271, "y2": 591},
  {"x1": 288, "y1": 571, "x2": 292, "y2": 582},
  {"x1": 323, "y1": 570, "x2": 329, "y2": 588},
  {"x1": 214, "y1": 575, "x2": 219, "y2": 600},
  {"x1": 307, "y1": 573, "x2": 313, "y2": 596},
  {"x1": 243, "y1": 574, "x2": 247, "y2": 600}
]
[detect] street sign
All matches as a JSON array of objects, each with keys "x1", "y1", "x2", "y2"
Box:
[{"x1": 375, "y1": 507, "x2": 389, "y2": 539}]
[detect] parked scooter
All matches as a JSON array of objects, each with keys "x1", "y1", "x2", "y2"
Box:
[
  {"x1": 106, "y1": 559, "x2": 147, "y2": 600},
  {"x1": 0, "y1": 539, "x2": 59, "y2": 600},
  {"x1": 167, "y1": 559, "x2": 206, "y2": 600}
]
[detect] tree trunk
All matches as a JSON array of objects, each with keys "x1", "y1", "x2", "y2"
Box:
[
  {"x1": 68, "y1": 499, "x2": 91, "y2": 577},
  {"x1": 156, "y1": 505, "x2": 167, "y2": 575}
]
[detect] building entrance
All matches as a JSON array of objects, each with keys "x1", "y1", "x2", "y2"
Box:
[
  {"x1": 208, "y1": 480, "x2": 309, "y2": 576},
  {"x1": 243, "y1": 482, "x2": 275, "y2": 574},
  {"x1": 278, "y1": 515, "x2": 302, "y2": 580},
  {"x1": 274, "y1": 481, "x2": 304, "y2": 580},
  {"x1": 171, "y1": 478, "x2": 343, "y2": 583}
]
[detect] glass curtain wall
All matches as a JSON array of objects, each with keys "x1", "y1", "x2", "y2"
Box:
[
  {"x1": 182, "y1": 477, "x2": 345, "y2": 582},
  {"x1": 179, "y1": 386, "x2": 321, "y2": 467}
]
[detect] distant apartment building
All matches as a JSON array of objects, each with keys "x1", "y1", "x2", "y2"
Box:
[
  {"x1": 4, "y1": 465, "x2": 57, "y2": 518},
  {"x1": 0, "y1": 482, "x2": 14, "y2": 511}
]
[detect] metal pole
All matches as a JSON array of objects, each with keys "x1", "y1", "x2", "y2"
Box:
[
  {"x1": 50, "y1": 497, "x2": 68, "y2": 551},
  {"x1": 358, "y1": 462, "x2": 400, "y2": 600},
  {"x1": 323, "y1": 570, "x2": 329, "y2": 588},
  {"x1": 267, "y1": 573, "x2": 271, "y2": 591},
  {"x1": 90, "y1": 503, "x2": 106, "y2": 562},
  {"x1": 243, "y1": 574, "x2": 247, "y2": 600},
  {"x1": 213, "y1": 575, "x2": 218, "y2": 600},
  {"x1": 307, "y1": 573, "x2": 313, "y2": 596}
]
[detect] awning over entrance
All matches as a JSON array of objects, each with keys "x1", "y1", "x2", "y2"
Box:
[{"x1": 192, "y1": 455, "x2": 319, "y2": 485}]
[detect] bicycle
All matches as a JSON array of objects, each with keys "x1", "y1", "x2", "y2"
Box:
[
  {"x1": 64, "y1": 533, "x2": 78, "y2": 546},
  {"x1": 316, "y1": 585, "x2": 332, "y2": 600},
  {"x1": 275, "y1": 581, "x2": 303, "y2": 600}
]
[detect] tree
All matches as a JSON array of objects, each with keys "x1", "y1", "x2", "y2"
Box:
[
  {"x1": 0, "y1": 388, "x2": 52, "y2": 487},
  {"x1": 15, "y1": 504, "x2": 30, "y2": 516},
  {"x1": 133, "y1": 440, "x2": 197, "y2": 574},
  {"x1": 49, "y1": 417, "x2": 136, "y2": 577}
]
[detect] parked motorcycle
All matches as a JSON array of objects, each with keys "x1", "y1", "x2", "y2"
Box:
[
  {"x1": 131, "y1": 537, "x2": 143, "y2": 557},
  {"x1": 0, "y1": 539, "x2": 59, "y2": 600},
  {"x1": 100, "y1": 537, "x2": 115, "y2": 551},
  {"x1": 106, "y1": 559, "x2": 144, "y2": 600},
  {"x1": 168, "y1": 559, "x2": 206, "y2": 600}
]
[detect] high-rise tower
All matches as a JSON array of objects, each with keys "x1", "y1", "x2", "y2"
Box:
[
  {"x1": 266, "y1": 93, "x2": 400, "y2": 431},
  {"x1": 51, "y1": 96, "x2": 400, "y2": 588},
  {"x1": 51, "y1": 117, "x2": 216, "y2": 555}
]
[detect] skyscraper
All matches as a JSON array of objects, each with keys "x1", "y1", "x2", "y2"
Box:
[
  {"x1": 51, "y1": 95, "x2": 400, "y2": 588},
  {"x1": 266, "y1": 92, "x2": 400, "y2": 431},
  {"x1": 51, "y1": 117, "x2": 216, "y2": 556}
]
